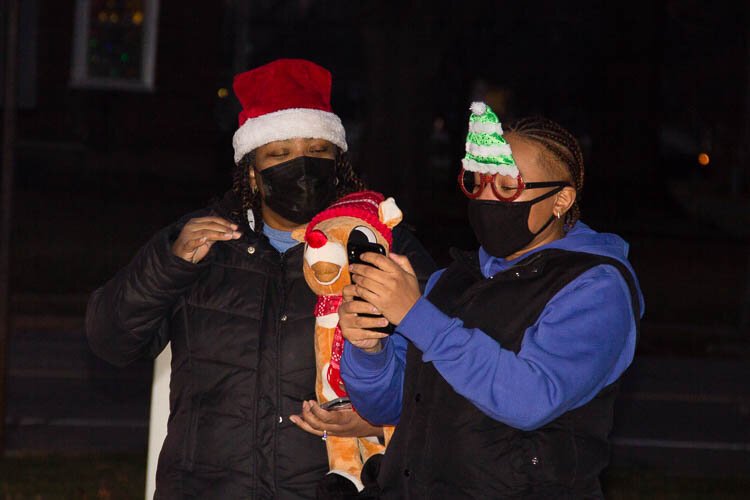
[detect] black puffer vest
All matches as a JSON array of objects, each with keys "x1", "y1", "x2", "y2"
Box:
[{"x1": 378, "y1": 248, "x2": 640, "y2": 499}]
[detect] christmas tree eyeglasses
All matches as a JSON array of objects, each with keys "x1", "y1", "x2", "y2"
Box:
[{"x1": 458, "y1": 168, "x2": 570, "y2": 202}]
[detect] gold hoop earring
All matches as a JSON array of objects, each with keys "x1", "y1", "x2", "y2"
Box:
[{"x1": 556, "y1": 211, "x2": 561, "y2": 219}]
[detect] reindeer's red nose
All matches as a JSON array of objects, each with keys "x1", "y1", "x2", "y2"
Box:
[{"x1": 306, "y1": 229, "x2": 328, "y2": 248}]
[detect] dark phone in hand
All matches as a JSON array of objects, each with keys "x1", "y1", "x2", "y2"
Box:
[
  {"x1": 347, "y1": 240, "x2": 396, "y2": 334},
  {"x1": 320, "y1": 396, "x2": 352, "y2": 411}
]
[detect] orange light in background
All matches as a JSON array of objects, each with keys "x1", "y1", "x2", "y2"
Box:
[
  {"x1": 217, "y1": 88, "x2": 229, "y2": 98},
  {"x1": 698, "y1": 153, "x2": 710, "y2": 166},
  {"x1": 132, "y1": 11, "x2": 144, "y2": 25}
]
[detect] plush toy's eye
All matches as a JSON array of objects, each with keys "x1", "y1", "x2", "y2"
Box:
[{"x1": 349, "y1": 225, "x2": 377, "y2": 245}]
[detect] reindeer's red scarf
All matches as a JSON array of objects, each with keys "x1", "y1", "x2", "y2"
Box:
[{"x1": 314, "y1": 294, "x2": 347, "y2": 398}]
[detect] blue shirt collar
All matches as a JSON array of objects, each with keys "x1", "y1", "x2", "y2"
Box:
[{"x1": 262, "y1": 224, "x2": 301, "y2": 253}]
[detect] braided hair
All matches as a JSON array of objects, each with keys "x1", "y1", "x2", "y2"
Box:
[
  {"x1": 507, "y1": 117, "x2": 585, "y2": 229},
  {"x1": 230, "y1": 148, "x2": 366, "y2": 229}
]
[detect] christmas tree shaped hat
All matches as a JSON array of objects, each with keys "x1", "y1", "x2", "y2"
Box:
[{"x1": 462, "y1": 102, "x2": 519, "y2": 178}]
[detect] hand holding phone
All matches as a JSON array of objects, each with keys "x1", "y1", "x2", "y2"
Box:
[{"x1": 347, "y1": 240, "x2": 396, "y2": 335}]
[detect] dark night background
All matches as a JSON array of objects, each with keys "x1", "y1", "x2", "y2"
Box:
[{"x1": 1, "y1": 0, "x2": 749, "y2": 497}]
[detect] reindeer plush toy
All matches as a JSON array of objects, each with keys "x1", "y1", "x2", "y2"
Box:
[{"x1": 291, "y1": 190, "x2": 402, "y2": 492}]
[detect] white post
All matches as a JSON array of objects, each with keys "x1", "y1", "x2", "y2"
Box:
[{"x1": 145, "y1": 343, "x2": 172, "y2": 500}]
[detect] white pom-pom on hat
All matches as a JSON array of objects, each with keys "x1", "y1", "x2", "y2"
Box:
[{"x1": 470, "y1": 101, "x2": 487, "y2": 115}]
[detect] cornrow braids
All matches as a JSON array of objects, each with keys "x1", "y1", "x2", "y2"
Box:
[
  {"x1": 230, "y1": 148, "x2": 366, "y2": 230},
  {"x1": 508, "y1": 117, "x2": 585, "y2": 229}
]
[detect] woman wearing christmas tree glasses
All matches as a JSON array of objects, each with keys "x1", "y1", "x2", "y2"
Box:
[{"x1": 338, "y1": 103, "x2": 645, "y2": 498}]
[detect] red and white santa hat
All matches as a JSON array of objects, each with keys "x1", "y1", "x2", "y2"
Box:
[
  {"x1": 231, "y1": 58, "x2": 348, "y2": 163},
  {"x1": 305, "y1": 190, "x2": 402, "y2": 248}
]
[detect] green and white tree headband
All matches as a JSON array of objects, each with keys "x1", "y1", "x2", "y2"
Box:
[{"x1": 461, "y1": 102, "x2": 519, "y2": 177}]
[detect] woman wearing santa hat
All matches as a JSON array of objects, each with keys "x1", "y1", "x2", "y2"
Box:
[{"x1": 85, "y1": 58, "x2": 435, "y2": 499}]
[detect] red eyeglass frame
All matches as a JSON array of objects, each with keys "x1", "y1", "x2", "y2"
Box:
[{"x1": 457, "y1": 168, "x2": 569, "y2": 202}]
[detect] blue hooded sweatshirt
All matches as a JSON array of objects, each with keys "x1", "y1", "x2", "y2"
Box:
[{"x1": 340, "y1": 222, "x2": 644, "y2": 431}]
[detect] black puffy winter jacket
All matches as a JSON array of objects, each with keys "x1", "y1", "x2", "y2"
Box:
[{"x1": 86, "y1": 191, "x2": 436, "y2": 499}]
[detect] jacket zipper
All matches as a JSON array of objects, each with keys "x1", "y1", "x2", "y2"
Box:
[{"x1": 273, "y1": 251, "x2": 287, "y2": 495}]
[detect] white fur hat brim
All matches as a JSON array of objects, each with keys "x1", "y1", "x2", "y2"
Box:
[{"x1": 232, "y1": 108, "x2": 348, "y2": 163}]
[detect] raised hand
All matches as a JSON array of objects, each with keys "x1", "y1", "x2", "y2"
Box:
[
  {"x1": 338, "y1": 286, "x2": 391, "y2": 354},
  {"x1": 171, "y1": 216, "x2": 242, "y2": 263},
  {"x1": 348, "y1": 252, "x2": 421, "y2": 326}
]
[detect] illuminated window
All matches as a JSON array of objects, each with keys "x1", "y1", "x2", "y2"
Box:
[{"x1": 70, "y1": 0, "x2": 159, "y2": 91}]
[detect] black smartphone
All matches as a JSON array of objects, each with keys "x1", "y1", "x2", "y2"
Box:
[
  {"x1": 347, "y1": 240, "x2": 386, "y2": 264},
  {"x1": 320, "y1": 396, "x2": 352, "y2": 411},
  {"x1": 347, "y1": 240, "x2": 396, "y2": 335}
]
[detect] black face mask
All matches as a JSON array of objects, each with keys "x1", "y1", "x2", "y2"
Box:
[
  {"x1": 258, "y1": 156, "x2": 338, "y2": 224},
  {"x1": 467, "y1": 186, "x2": 565, "y2": 258}
]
